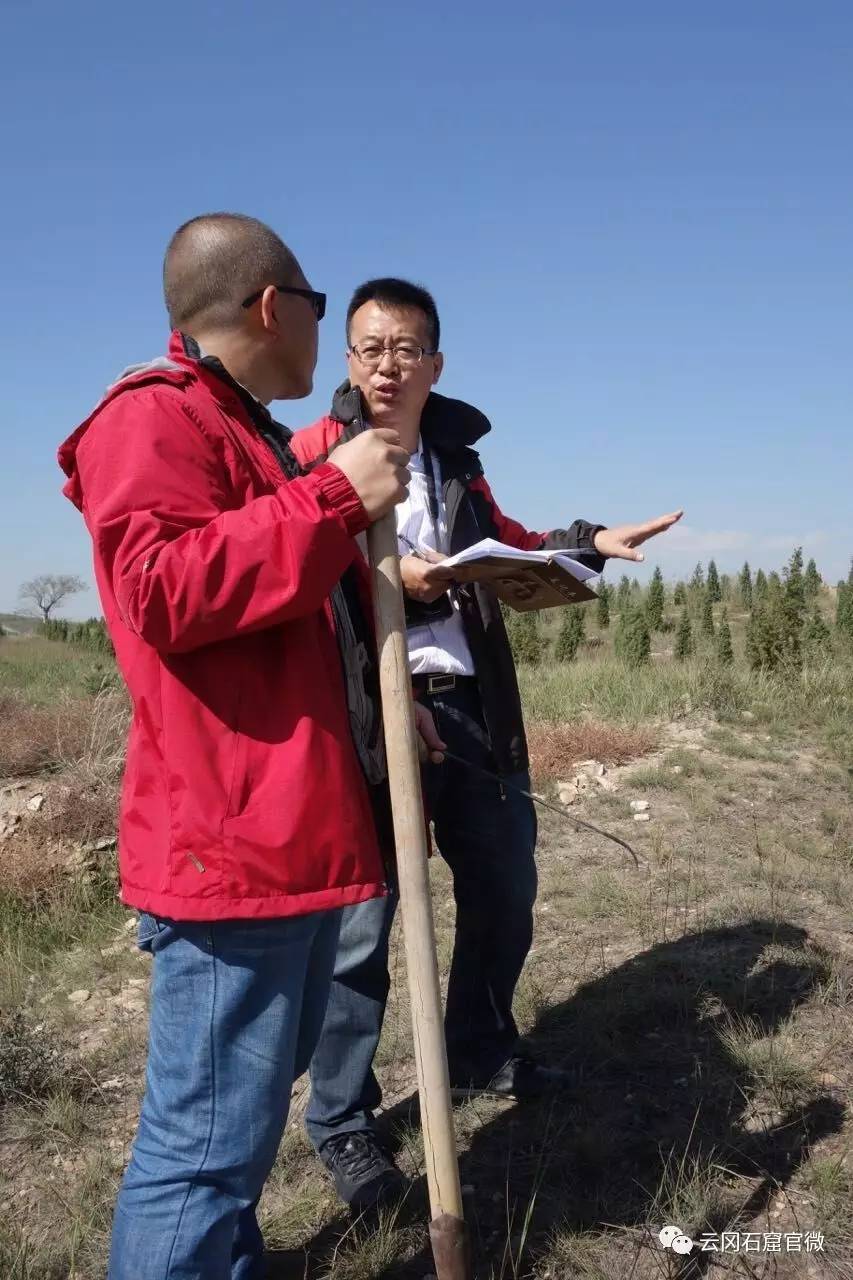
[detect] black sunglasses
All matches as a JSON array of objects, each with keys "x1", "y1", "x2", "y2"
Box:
[{"x1": 241, "y1": 284, "x2": 326, "y2": 321}]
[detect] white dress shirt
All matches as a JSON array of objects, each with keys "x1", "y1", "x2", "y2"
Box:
[{"x1": 396, "y1": 438, "x2": 476, "y2": 676}]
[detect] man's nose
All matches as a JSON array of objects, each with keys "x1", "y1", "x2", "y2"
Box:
[{"x1": 377, "y1": 348, "x2": 399, "y2": 372}]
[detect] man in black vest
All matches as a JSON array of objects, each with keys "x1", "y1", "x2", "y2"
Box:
[{"x1": 295, "y1": 278, "x2": 682, "y2": 1211}]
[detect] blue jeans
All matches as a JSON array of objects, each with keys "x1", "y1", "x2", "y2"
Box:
[
  {"x1": 108, "y1": 908, "x2": 343, "y2": 1280},
  {"x1": 306, "y1": 680, "x2": 537, "y2": 1149}
]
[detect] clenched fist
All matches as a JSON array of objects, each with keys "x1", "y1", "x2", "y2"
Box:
[{"x1": 330, "y1": 428, "x2": 411, "y2": 521}]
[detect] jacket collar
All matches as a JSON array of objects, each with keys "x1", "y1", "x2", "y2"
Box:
[
  {"x1": 329, "y1": 380, "x2": 491, "y2": 452},
  {"x1": 171, "y1": 331, "x2": 280, "y2": 428}
]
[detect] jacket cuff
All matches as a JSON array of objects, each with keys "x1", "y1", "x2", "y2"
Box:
[
  {"x1": 310, "y1": 461, "x2": 371, "y2": 536},
  {"x1": 582, "y1": 524, "x2": 607, "y2": 573},
  {"x1": 541, "y1": 519, "x2": 607, "y2": 571},
  {"x1": 587, "y1": 523, "x2": 606, "y2": 550}
]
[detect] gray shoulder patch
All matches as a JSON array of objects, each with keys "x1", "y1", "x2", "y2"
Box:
[{"x1": 106, "y1": 357, "x2": 184, "y2": 394}]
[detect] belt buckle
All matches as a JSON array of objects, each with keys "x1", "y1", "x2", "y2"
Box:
[{"x1": 427, "y1": 674, "x2": 456, "y2": 695}]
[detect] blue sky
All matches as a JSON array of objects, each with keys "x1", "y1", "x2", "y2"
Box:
[{"x1": 1, "y1": 0, "x2": 850, "y2": 618}]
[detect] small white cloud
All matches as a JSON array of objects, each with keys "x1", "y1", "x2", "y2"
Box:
[
  {"x1": 653, "y1": 526, "x2": 829, "y2": 558},
  {"x1": 654, "y1": 525, "x2": 749, "y2": 555},
  {"x1": 760, "y1": 530, "x2": 828, "y2": 552}
]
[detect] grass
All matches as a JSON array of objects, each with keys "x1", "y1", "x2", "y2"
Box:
[
  {"x1": 802, "y1": 1156, "x2": 853, "y2": 1234},
  {"x1": 706, "y1": 726, "x2": 788, "y2": 762},
  {"x1": 0, "y1": 613, "x2": 42, "y2": 636},
  {"x1": 574, "y1": 870, "x2": 634, "y2": 922},
  {"x1": 2, "y1": 610, "x2": 853, "y2": 1278},
  {"x1": 527, "y1": 721, "x2": 659, "y2": 781},
  {"x1": 0, "y1": 637, "x2": 107, "y2": 703},
  {"x1": 0, "y1": 679, "x2": 128, "y2": 781},
  {"x1": 0, "y1": 875, "x2": 127, "y2": 1009},
  {"x1": 717, "y1": 1016, "x2": 816, "y2": 1109},
  {"x1": 519, "y1": 647, "x2": 853, "y2": 768}
]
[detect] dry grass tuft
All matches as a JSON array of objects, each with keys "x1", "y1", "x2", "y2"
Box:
[
  {"x1": 0, "y1": 689, "x2": 128, "y2": 781},
  {"x1": 527, "y1": 720, "x2": 658, "y2": 780},
  {"x1": 41, "y1": 784, "x2": 118, "y2": 848},
  {"x1": 3, "y1": 830, "x2": 69, "y2": 898},
  {"x1": 1, "y1": 696, "x2": 88, "y2": 778},
  {"x1": 1, "y1": 687, "x2": 126, "y2": 897}
]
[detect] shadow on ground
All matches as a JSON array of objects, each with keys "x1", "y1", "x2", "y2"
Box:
[{"x1": 267, "y1": 919, "x2": 845, "y2": 1279}]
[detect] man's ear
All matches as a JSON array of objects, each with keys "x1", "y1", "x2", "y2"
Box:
[
  {"x1": 259, "y1": 285, "x2": 280, "y2": 334},
  {"x1": 431, "y1": 353, "x2": 444, "y2": 387}
]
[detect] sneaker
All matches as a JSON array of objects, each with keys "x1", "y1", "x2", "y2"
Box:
[
  {"x1": 319, "y1": 1131, "x2": 410, "y2": 1213},
  {"x1": 450, "y1": 1055, "x2": 581, "y2": 1101}
]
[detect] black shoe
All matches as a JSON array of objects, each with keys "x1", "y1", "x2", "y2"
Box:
[
  {"x1": 450, "y1": 1055, "x2": 581, "y2": 1101},
  {"x1": 319, "y1": 1131, "x2": 410, "y2": 1213}
]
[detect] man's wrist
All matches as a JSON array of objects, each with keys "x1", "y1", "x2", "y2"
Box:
[{"x1": 591, "y1": 524, "x2": 608, "y2": 555}]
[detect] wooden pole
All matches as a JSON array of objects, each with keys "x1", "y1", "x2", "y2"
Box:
[{"x1": 367, "y1": 512, "x2": 472, "y2": 1280}]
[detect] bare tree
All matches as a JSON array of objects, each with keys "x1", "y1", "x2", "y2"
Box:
[{"x1": 18, "y1": 574, "x2": 86, "y2": 623}]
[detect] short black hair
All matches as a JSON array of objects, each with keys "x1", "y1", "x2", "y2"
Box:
[
  {"x1": 163, "y1": 212, "x2": 299, "y2": 332},
  {"x1": 346, "y1": 278, "x2": 440, "y2": 351}
]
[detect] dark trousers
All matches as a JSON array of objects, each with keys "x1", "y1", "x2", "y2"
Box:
[{"x1": 305, "y1": 680, "x2": 537, "y2": 1149}]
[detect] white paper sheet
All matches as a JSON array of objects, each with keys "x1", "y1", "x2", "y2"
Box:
[{"x1": 437, "y1": 537, "x2": 598, "y2": 583}]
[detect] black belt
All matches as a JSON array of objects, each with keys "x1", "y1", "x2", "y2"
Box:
[{"x1": 412, "y1": 673, "x2": 477, "y2": 696}]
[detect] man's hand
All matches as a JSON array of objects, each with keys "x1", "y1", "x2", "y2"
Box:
[
  {"x1": 330, "y1": 428, "x2": 411, "y2": 521},
  {"x1": 414, "y1": 701, "x2": 446, "y2": 765},
  {"x1": 400, "y1": 549, "x2": 457, "y2": 603},
  {"x1": 593, "y1": 510, "x2": 684, "y2": 562}
]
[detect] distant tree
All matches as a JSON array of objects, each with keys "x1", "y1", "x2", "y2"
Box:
[
  {"x1": 673, "y1": 582, "x2": 686, "y2": 607},
  {"x1": 716, "y1": 609, "x2": 734, "y2": 665},
  {"x1": 701, "y1": 592, "x2": 715, "y2": 637},
  {"x1": 18, "y1": 574, "x2": 85, "y2": 623},
  {"x1": 615, "y1": 606, "x2": 651, "y2": 666},
  {"x1": 508, "y1": 609, "x2": 543, "y2": 666},
  {"x1": 555, "y1": 607, "x2": 585, "y2": 662},
  {"x1": 754, "y1": 568, "x2": 768, "y2": 600},
  {"x1": 764, "y1": 572, "x2": 783, "y2": 619},
  {"x1": 706, "y1": 560, "x2": 721, "y2": 603},
  {"x1": 746, "y1": 603, "x2": 786, "y2": 672},
  {"x1": 646, "y1": 567, "x2": 665, "y2": 631},
  {"x1": 738, "y1": 562, "x2": 753, "y2": 607},
  {"x1": 783, "y1": 548, "x2": 805, "y2": 610},
  {"x1": 690, "y1": 562, "x2": 705, "y2": 592},
  {"x1": 42, "y1": 615, "x2": 112, "y2": 653},
  {"x1": 803, "y1": 558, "x2": 822, "y2": 600},
  {"x1": 803, "y1": 609, "x2": 832, "y2": 657},
  {"x1": 781, "y1": 547, "x2": 806, "y2": 666},
  {"x1": 836, "y1": 580, "x2": 853, "y2": 646},
  {"x1": 43, "y1": 619, "x2": 70, "y2": 641},
  {"x1": 719, "y1": 573, "x2": 732, "y2": 602},
  {"x1": 596, "y1": 582, "x2": 611, "y2": 629},
  {"x1": 674, "y1": 608, "x2": 694, "y2": 661},
  {"x1": 616, "y1": 575, "x2": 632, "y2": 611}
]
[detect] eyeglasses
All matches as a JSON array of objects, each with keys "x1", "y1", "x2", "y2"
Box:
[
  {"x1": 349, "y1": 341, "x2": 436, "y2": 369},
  {"x1": 241, "y1": 284, "x2": 326, "y2": 321}
]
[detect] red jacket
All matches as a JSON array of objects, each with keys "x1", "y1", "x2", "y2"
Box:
[{"x1": 58, "y1": 333, "x2": 386, "y2": 921}]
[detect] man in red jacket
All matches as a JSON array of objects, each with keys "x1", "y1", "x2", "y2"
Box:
[
  {"x1": 59, "y1": 216, "x2": 443, "y2": 1280},
  {"x1": 292, "y1": 278, "x2": 682, "y2": 1211}
]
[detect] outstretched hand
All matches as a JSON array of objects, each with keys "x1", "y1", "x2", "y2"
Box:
[{"x1": 593, "y1": 510, "x2": 684, "y2": 562}]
